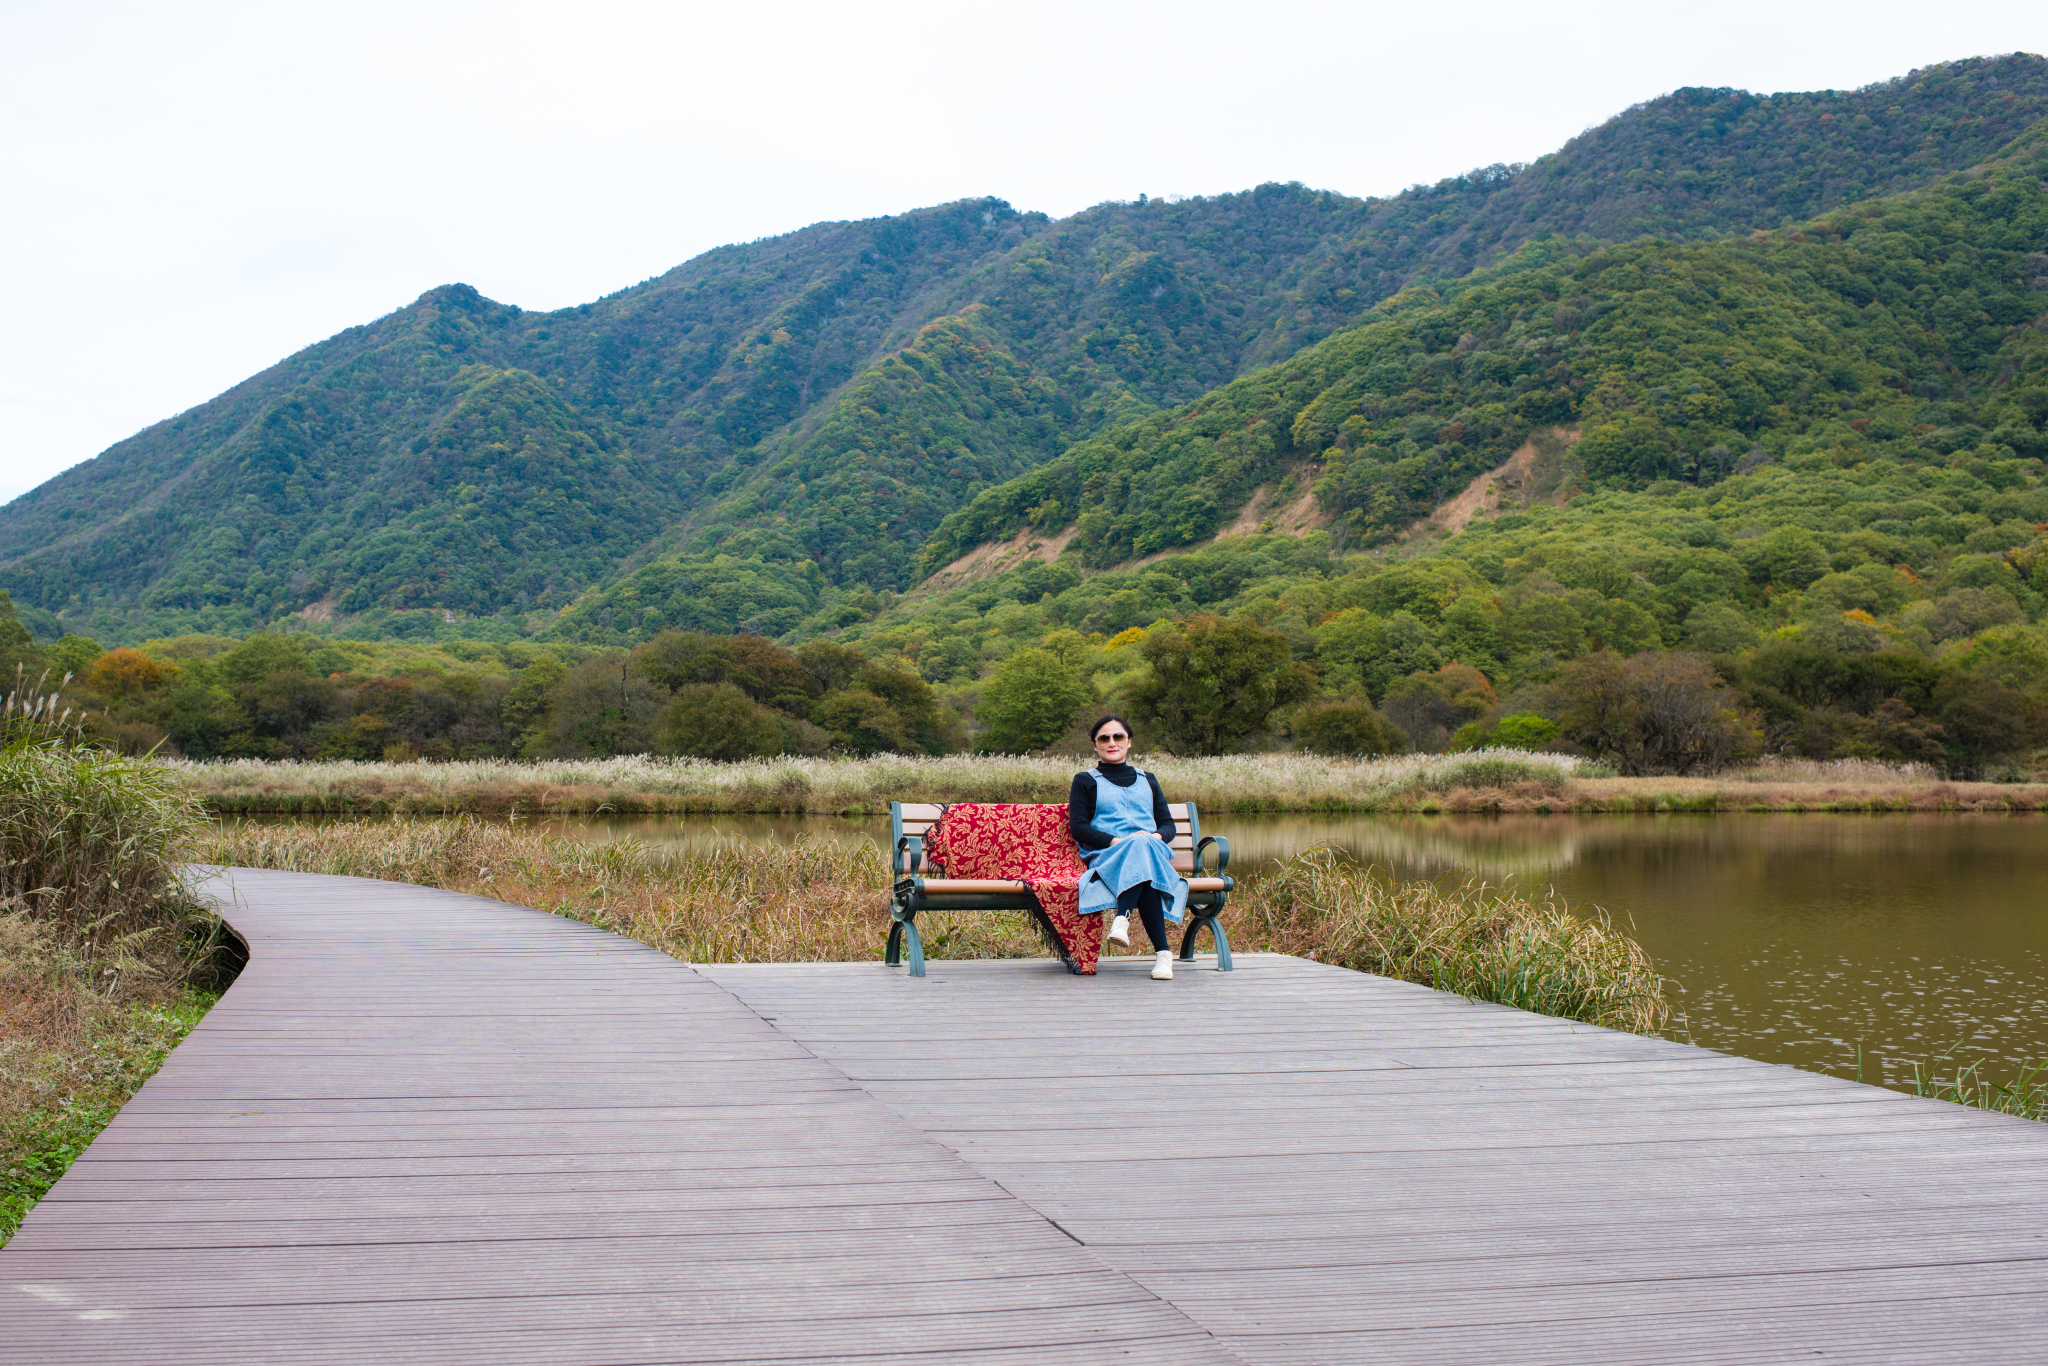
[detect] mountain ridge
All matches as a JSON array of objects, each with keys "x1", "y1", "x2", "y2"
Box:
[{"x1": 7, "y1": 52, "x2": 2046, "y2": 645}]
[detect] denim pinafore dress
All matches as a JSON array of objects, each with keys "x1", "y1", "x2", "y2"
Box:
[{"x1": 1074, "y1": 769, "x2": 1188, "y2": 925}]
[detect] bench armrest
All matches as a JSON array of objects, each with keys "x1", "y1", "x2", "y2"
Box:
[
  {"x1": 1194, "y1": 834, "x2": 1230, "y2": 877},
  {"x1": 894, "y1": 834, "x2": 926, "y2": 879}
]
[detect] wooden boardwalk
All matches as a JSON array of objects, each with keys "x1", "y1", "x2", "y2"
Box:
[{"x1": 8, "y1": 871, "x2": 2048, "y2": 1363}]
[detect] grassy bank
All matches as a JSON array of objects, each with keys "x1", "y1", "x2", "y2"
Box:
[
  {"x1": 1911, "y1": 1055, "x2": 2048, "y2": 1123},
  {"x1": 165, "y1": 751, "x2": 2048, "y2": 816},
  {"x1": 1, "y1": 946, "x2": 216, "y2": 1247},
  {"x1": 192, "y1": 817, "x2": 1668, "y2": 1034},
  {"x1": 1, "y1": 731, "x2": 228, "y2": 1249}
]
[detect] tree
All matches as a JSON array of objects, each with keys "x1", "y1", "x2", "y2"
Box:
[
  {"x1": 1846, "y1": 699, "x2": 1948, "y2": 768},
  {"x1": 531, "y1": 652, "x2": 663, "y2": 757},
  {"x1": 633, "y1": 631, "x2": 738, "y2": 692},
  {"x1": 0, "y1": 590, "x2": 46, "y2": 690},
  {"x1": 1544, "y1": 651, "x2": 1757, "y2": 775},
  {"x1": 657, "y1": 683, "x2": 786, "y2": 760},
  {"x1": 1292, "y1": 699, "x2": 1406, "y2": 756},
  {"x1": 975, "y1": 648, "x2": 1091, "y2": 753},
  {"x1": 812, "y1": 689, "x2": 913, "y2": 756},
  {"x1": 1734, "y1": 528, "x2": 1830, "y2": 590},
  {"x1": 214, "y1": 632, "x2": 314, "y2": 688},
  {"x1": 1382, "y1": 663, "x2": 1498, "y2": 753},
  {"x1": 853, "y1": 663, "x2": 958, "y2": 755},
  {"x1": 1312, "y1": 608, "x2": 1442, "y2": 704},
  {"x1": 84, "y1": 648, "x2": 180, "y2": 700},
  {"x1": 500, "y1": 654, "x2": 569, "y2": 751},
  {"x1": 48, "y1": 634, "x2": 104, "y2": 679},
  {"x1": 727, "y1": 633, "x2": 818, "y2": 711},
  {"x1": 1932, "y1": 672, "x2": 2048, "y2": 776},
  {"x1": 797, "y1": 640, "x2": 868, "y2": 694},
  {"x1": 239, "y1": 670, "x2": 338, "y2": 752},
  {"x1": 1125, "y1": 615, "x2": 1317, "y2": 755},
  {"x1": 1927, "y1": 588, "x2": 2023, "y2": 642}
]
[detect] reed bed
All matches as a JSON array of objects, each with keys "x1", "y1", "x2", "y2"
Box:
[
  {"x1": 1721, "y1": 755, "x2": 1942, "y2": 783},
  {"x1": 191, "y1": 817, "x2": 1669, "y2": 1034},
  {"x1": 170, "y1": 750, "x2": 1592, "y2": 816},
  {"x1": 1245, "y1": 848, "x2": 1667, "y2": 1033},
  {"x1": 1570, "y1": 773, "x2": 2047, "y2": 813},
  {"x1": 2, "y1": 737, "x2": 210, "y2": 957},
  {"x1": 166, "y1": 750, "x2": 2048, "y2": 816}
]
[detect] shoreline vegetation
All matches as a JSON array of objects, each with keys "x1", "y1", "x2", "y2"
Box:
[{"x1": 168, "y1": 751, "x2": 2048, "y2": 817}]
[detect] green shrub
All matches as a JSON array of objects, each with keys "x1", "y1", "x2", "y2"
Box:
[{"x1": 1452, "y1": 712, "x2": 1560, "y2": 751}]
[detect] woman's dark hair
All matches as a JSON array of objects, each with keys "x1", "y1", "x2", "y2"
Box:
[{"x1": 1089, "y1": 715, "x2": 1133, "y2": 743}]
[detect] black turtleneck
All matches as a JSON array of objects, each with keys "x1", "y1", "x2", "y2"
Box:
[{"x1": 1068, "y1": 761, "x2": 1176, "y2": 850}]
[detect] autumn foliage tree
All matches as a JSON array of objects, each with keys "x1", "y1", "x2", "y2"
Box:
[{"x1": 83, "y1": 648, "x2": 178, "y2": 700}]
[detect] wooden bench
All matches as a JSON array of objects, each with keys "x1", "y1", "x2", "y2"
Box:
[{"x1": 886, "y1": 801, "x2": 1234, "y2": 977}]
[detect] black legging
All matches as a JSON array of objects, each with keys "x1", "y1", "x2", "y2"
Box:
[{"x1": 1116, "y1": 882, "x2": 1171, "y2": 952}]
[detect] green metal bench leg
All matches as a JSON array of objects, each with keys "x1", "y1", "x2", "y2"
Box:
[
  {"x1": 900, "y1": 915, "x2": 926, "y2": 977},
  {"x1": 1209, "y1": 917, "x2": 1232, "y2": 971},
  {"x1": 885, "y1": 918, "x2": 904, "y2": 967},
  {"x1": 1179, "y1": 914, "x2": 1234, "y2": 971}
]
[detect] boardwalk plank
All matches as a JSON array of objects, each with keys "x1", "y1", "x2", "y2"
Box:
[
  {"x1": 0, "y1": 870, "x2": 1240, "y2": 1366},
  {"x1": 702, "y1": 955, "x2": 2048, "y2": 1366},
  {"x1": 10, "y1": 873, "x2": 2048, "y2": 1365}
]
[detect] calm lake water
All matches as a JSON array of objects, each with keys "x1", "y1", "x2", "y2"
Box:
[{"x1": 543, "y1": 810, "x2": 2048, "y2": 1090}]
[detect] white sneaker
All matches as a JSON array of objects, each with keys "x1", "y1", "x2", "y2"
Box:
[
  {"x1": 1107, "y1": 915, "x2": 1130, "y2": 947},
  {"x1": 1151, "y1": 951, "x2": 1174, "y2": 980}
]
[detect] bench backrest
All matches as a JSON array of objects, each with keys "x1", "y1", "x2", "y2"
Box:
[{"x1": 892, "y1": 800, "x2": 1204, "y2": 876}]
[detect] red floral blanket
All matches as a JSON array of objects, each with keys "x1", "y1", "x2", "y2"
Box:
[{"x1": 926, "y1": 803, "x2": 1103, "y2": 974}]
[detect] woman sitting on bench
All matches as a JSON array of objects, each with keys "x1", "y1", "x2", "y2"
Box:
[{"x1": 1069, "y1": 715, "x2": 1190, "y2": 980}]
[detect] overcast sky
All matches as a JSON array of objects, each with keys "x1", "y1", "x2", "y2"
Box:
[{"x1": 3, "y1": 0, "x2": 2043, "y2": 503}]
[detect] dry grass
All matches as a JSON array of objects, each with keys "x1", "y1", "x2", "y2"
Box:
[
  {"x1": 1721, "y1": 755, "x2": 1941, "y2": 783},
  {"x1": 1570, "y1": 774, "x2": 2047, "y2": 813},
  {"x1": 191, "y1": 817, "x2": 1669, "y2": 1034},
  {"x1": 167, "y1": 750, "x2": 1592, "y2": 816},
  {"x1": 0, "y1": 913, "x2": 213, "y2": 1245},
  {"x1": 167, "y1": 750, "x2": 2048, "y2": 816},
  {"x1": 2, "y1": 738, "x2": 210, "y2": 954},
  {"x1": 190, "y1": 818, "x2": 1047, "y2": 965},
  {"x1": 1, "y1": 731, "x2": 231, "y2": 1248},
  {"x1": 1245, "y1": 848, "x2": 1667, "y2": 1033}
]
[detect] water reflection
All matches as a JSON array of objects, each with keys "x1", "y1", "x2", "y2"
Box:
[{"x1": 528, "y1": 811, "x2": 2048, "y2": 1090}]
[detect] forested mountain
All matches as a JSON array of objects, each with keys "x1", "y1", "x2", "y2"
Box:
[
  {"x1": 3, "y1": 53, "x2": 2044, "y2": 645},
  {"x1": 848, "y1": 123, "x2": 2048, "y2": 680},
  {"x1": 919, "y1": 121, "x2": 2048, "y2": 571}
]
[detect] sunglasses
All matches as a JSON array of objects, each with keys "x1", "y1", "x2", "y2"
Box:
[{"x1": 1095, "y1": 732, "x2": 1130, "y2": 743}]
